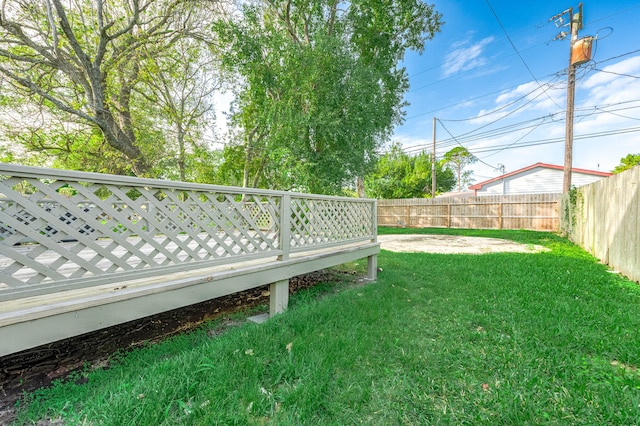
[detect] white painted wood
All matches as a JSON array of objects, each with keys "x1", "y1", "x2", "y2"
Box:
[
  {"x1": 279, "y1": 194, "x2": 291, "y2": 261},
  {"x1": 0, "y1": 165, "x2": 376, "y2": 300},
  {"x1": 0, "y1": 164, "x2": 380, "y2": 356},
  {"x1": 475, "y1": 167, "x2": 609, "y2": 195},
  {"x1": 269, "y1": 279, "x2": 289, "y2": 316},
  {"x1": 367, "y1": 254, "x2": 378, "y2": 281},
  {"x1": 0, "y1": 242, "x2": 380, "y2": 356}
]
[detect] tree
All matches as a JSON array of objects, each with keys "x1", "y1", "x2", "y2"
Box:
[
  {"x1": 0, "y1": 0, "x2": 214, "y2": 176},
  {"x1": 213, "y1": 0, "x2": 442, "y2": 194},
  {"x1": 612, "y1": 153, "x2": 640, "y2": 174},
  {"x1": 365, "y1": 142, "x2": 455, "y2": 198},
  {"x1": 444, "y1": 146, "x2": 477, "y2": 192},
  {"x1": 139, "y1": 37, "x2": 222, "y2": 181}
]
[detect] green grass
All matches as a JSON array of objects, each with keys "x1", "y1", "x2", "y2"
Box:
[{"x1": 14, "y1": 229, "x2": 640, "y2": 425}]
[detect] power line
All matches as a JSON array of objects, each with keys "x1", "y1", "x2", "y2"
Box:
[
  {"x1": 437, "y1": 119, "x2": 498, "y2": 170},
  {"x1": 427, "y1": 1, "x2": 640, "y2": 81},
  {"x1": 403, "y1": 115, "x2": 556, "y2": 154},
  {"x1": 585, "y1": 4, "x2": 640, "y2": 26},
  {"x1": 438, "y1": 78, "x2": 564, "y2": 122},
  {"x1": 399, "y1": 101, "x2": 640, "y2": 155},
  {"x1": 406, "y1": 73, "x2": 565, "y2": 122},
  {"x1": 424, "y1": 88, "x2": 551, "y2": 146},
  {"x1": 408, "y1": 39, "x2": 553, "y2": 94},
  {"x1": 592, "y1": 68, "x2": 640, "y2": 79},
  {"x1": 595, "y1": 48, "x2": 640, "y2": 65},
  {"x1": 405, "y1": 49, "x2": 640, "y2": 123},
  {"x1": 485, "y1": 0, "x2": 564, "y2": 110},
  {"x1": 467, "y1": 125, "x2": 640, "y2": 154},
  {"x1": 478, "y1": 116, "x2": 548, "y2": 159}
]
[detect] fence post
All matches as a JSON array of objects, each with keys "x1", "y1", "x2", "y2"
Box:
[
  {"x1": 498, "y1": 202, "x2": 503, "y2": 229},
  {"x1": 371, "y1": 199, "x2": 378, "y2": 242},
  {"x1": 271, "y1": 193, "x2": 291, "y2": 316},
  {"x1": 278, "y1": 194, "x2": 291, "y2": 261},
  {"x1": 404, "y1": 204, "x2": 410, "y2": 227},
  {"x1": 367, "y1": 199, "x2": 378, "y2": 281},
  {"x1": 270, "y1": 279, "x2": 289, "y2": 316}
]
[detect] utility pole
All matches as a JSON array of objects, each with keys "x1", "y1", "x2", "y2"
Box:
[
  {"x1": 431, "y1": 117, "x2": 436, "y2": 198},
  {"x1": 562, "y1": 3, "x2": 583, "y2": 193}
]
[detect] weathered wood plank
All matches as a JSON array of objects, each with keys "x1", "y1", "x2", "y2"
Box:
[
  {"x1": 564, "y1": 166, "x2": 639, "y2": 282},
  {"x1": 0, "y1": 242, "x2": 380, "y2": 356},
  {"x1": 378, "y1": 193, "x2": 560, "y2": 231}
]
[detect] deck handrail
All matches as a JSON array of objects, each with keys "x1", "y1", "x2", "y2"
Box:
[{"x1": 0, "y1": 164, "x2": 377, "y2": 301}]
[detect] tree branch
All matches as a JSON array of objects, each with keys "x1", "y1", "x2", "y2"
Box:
[
  {"x1": 51, "y1": 0, "x2": 93, "y2": 71},
  {"x1": 0, "y1": 65, "x2": 98, "y2": 125}
]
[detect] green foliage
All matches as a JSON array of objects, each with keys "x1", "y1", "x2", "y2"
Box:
[
  {"x1": 0, "y1": 1, "x2": 219, "y2": 179},
  {"x1": 444, "y1": 146, "x2": 477, "y2": 191},
  {"x1": 366, "y1": 142, "x2": 455, "y2": 198},
  {"x1": 15, "y1": 231, "x2": 640, "y2": 424},
  {"x1": 560, "y1": 185, "x2": 582, "y2": 237},
  {"x1": 612, "y1": 153, "x2": 640, "y2": 174},
  {"x1": 213, "y1": 0, "x2": 442, "y2": 194},
  {"x1": 5, "y1": 125, "x2": 136, "y2": 174}
]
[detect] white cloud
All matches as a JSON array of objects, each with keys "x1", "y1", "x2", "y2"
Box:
[
  {"x1": 469, "y1": 79, "x2": 566, "y2": 125},
  {"x1": 401, "y1": 56, "x2": 640, "y2": 182},
  {"x1": 579, "y1": 56, "x2": 640, "y2": 108},
  {"x1": 582, "y1": 56, "x2": 640, "y2": 90},
  {"x1": 494, "y1": 81, "x2": 539, "y2": 104},
  {"x1": 442, "y1": 36, "x2": 495, "y2": 78}
]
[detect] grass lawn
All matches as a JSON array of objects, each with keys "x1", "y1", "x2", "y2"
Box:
[{"x1": 13, "y1": 228, "x2": 640, "y2": 425}]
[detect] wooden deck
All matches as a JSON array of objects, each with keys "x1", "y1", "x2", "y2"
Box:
[
  {"x1": 0, "y1": 165, "x2": 379, "y2": 357},
  {"x1": 0, "y1": 241, "x2": 379, "y2": 357}
]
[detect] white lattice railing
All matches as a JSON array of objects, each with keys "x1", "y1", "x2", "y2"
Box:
[{"x1": 0, "y1": 164, "x2": 377, "y2": 301}]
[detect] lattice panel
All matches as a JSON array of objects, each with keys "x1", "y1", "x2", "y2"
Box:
[
  {"x1": 0, "y1": 174, "x2": 281, "y2": 295},
  {"x1": 0, "y1": 165, "x2": 377, "y2": 300},
  {"x1": 289, "y1": 198, "x2": 373, "y2": 249}
]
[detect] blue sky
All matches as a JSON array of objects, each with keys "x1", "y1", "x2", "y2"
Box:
[{"x1": 397, "y1": 0, "x2": 640, "y2": 186}]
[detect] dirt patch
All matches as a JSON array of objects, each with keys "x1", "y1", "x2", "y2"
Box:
[{"x1": 378, "y1": 234, "x2": 548, "y2": 254}]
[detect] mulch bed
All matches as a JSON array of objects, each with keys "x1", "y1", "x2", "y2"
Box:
[{"x1": 0, "y1": 270, "x2": 345, "y2": 423}]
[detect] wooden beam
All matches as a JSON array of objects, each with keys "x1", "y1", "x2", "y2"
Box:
[{"x1": 0, "y1": 242, "x2": 380, "y2": 357}]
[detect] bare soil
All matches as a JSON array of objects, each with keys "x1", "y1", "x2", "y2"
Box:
[{"x1": 378, "y1": 234, "x2": 548, "y2": 254}]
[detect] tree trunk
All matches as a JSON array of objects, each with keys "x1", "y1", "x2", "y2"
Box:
[
  {"x1": 357, "y1": 176, "x2": 365, "y2": 197},
  {"x1": 177, "y1": 123, "x2": 186, "y2": 182},
  {"x1": 95, "y1": 108, "x2": 149, "y2": 176}
]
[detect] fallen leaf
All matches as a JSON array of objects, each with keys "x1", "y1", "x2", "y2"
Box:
[{"x1": 286, "y1": 342, "x2": 293, "y2": 353}]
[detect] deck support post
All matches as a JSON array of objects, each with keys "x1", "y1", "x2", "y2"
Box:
[
  {"x1": 270, "y1": 279, "x2": 289, "y2": 316},
  {"x1": 367, "y1": 254, "x2": 378, "y2": 281}
]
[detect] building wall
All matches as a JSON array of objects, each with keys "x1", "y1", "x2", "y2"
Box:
[{"x1": 476, "y1": 167, "x2": 608, "y2": 195}]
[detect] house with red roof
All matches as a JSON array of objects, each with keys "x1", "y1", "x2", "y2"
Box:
[{"x1": 468, "y1": 162, "x2": 612, "y2": 196}]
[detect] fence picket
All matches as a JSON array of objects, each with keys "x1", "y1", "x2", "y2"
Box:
[{"x1": 378, "y1": 194, "x2": 560, "y2": 231}]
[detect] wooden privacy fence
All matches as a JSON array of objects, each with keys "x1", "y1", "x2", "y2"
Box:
[
  {"x1": 378, "y1": 193, "x2": 561, "y2": 231},
  {"x1": 560, "y1": 166, "x2": 639, "y2": 282},
  {"x1": 0, "y1": 164, "x2": 379, "y2": 356}
]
